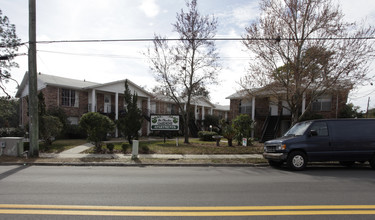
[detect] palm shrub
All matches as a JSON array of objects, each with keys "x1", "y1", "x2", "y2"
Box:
[
  {"x1": 232, "y1": 114, "x2": 253, "y2": 146},
  {"x1": 220, "y1": 120, "x2": 236, "y2": 147}
]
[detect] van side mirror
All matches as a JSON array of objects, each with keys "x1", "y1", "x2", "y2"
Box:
[{"x1": 310, "y1": 130, "x2": 318, "y2": 137}]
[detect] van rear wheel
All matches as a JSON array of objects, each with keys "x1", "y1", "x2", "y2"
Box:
[
  {"x1": 287, "y1": 151, "x2": 307, "y2": 171},
  {"x1": 370, "y1": 156, "x2": 375, "y2": 169}
]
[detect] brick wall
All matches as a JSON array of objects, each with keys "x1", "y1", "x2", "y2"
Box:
[
  {"x1": 141, "y1": 99, "x2": 148, "y2": 135},
  {"x1": 229, "y1": 99, "x2": 240, "y2": 121}
]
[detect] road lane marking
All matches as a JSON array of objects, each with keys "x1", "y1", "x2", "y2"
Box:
[
  {"x1": 2, "y1": 204, "x2": 375, "y2": 210},
  {"x1": 1, "y1": 204, "x2": 375, "y2": 216}
]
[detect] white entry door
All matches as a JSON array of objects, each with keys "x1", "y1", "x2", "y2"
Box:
[{"x1": 104, "y1": 94, "x2": 111, "y2": 113}]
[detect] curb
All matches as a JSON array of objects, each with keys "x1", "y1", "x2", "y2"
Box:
[{"x1": 0, "y1": 162, "x2": 270, "y2": 167}]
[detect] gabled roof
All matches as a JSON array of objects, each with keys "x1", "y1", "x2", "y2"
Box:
[
  {"x1": 16, "y1": 73, "x2": 99, "y2": 97},
  {"x1": 153, "y1": 94, "x2": 217, "y2": 108},
  {"x1": 38, "y1": 73, "x2": 99, "y2": 88},
  {"x1": 226, "y1": 87, "x2": 274, "y2": 99},
  {"x1": 226, "y1": 80, "x2": 353, "y2": 100},
  {"x1": 16, "y1": 73, "x2": 153, "y2": 98},
  {"x1": 85, "y1": 79, "x2": 154, "y2": 98}
]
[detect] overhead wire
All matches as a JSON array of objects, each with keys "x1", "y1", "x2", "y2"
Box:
[{"x1": 10, "y1": 36, "x2": 374, "y2": 46}]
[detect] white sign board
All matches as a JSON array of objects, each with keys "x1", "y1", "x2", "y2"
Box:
[{"x1": 150, "y1": 115, "x2": 180, "y2": 131}]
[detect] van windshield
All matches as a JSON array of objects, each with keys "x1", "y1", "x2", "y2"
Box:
[{"x1": 284, "y1": 121, "x2": 312, "y2": 136}]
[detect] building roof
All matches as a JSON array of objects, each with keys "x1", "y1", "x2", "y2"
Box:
[
  {"x1": 38, "y1": 73, "x2": 99, "y2": 88},
  {"x1": 16, "y1": 73, "x2": 153, "y2": 98},
  {"x1": 214, "y1": 104, "x2": 230, "y2": 111},
  {"x1": 226, "y1": 81, "x2": 353, "y2": 100},
  {"x1": 16, "y1": 73, "x2": 99, "y2": 97}
]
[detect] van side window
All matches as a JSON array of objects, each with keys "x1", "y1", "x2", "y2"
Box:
[{"x1": 310, "y1": 122, "x2": 328, "y2": 136}]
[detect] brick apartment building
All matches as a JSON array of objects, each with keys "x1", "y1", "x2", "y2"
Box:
[
  {"x1": 226, "y1": 85, "x2": 352, "y2": 142},
  {"x1": 16, "y1": 73, "x2": 229, "y2": 137}
]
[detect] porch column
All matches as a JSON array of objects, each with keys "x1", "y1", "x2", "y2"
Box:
[
  {"x1": 147, "y1": 97, "x2": 151, "y2": 135},
  {"x1": 194, "y1": 105, "x2": 197, "y2": 122},
  {"x1": 115, "y1": 92, "x2": 119, "y2": 137},
  {"x1": 251, "y1": 96, "x2": 255, "y2": 138},
  {"x1": 251, "y1": 96, "x2": 255, "y2": 121},
  {"x1": 302, "y1": 92, "x2": 306, "y2": 114},
  {"x1": 202, "y1": 106, "x2": 205, "y2": 127},
  {"x1": 91, "y1": 89, "x2": 96, "y2": 112},
  {"x1": 202, "y1": 106, "x2": 205, "y2": 119}
]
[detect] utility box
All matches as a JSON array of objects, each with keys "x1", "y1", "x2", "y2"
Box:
[
  {"x1": 132, "y1": 140, "x2": 139, "y2": 158},
  {"x1": 0, "y1": 137, "x2": 24, "y2": 157}
]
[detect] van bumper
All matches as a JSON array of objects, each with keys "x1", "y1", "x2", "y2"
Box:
[{"x1": 263, "y1": 152, "x2": 288, "y2": 161}]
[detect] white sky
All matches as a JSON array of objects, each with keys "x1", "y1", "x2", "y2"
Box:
[{"x1": 1, "y1": 0, "x2": 375, "y2": 110}]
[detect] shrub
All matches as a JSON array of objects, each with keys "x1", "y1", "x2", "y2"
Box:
[
  {"x1": 106, "y1": 143, "x2": 115, "y2": 153},
  {"x1": 203, "y1": 114, "x2": 220, "y2": 131},
  {"x1": 121, "y1": 143, "x2": 131, "y2": 154},
  {"x1": 64, "y1": 124, "x2": 87, "y2": 139},
  {"x1": 198, "y1": 131, "x2": 218, "y2": 141},
  {"x1": 0, "y1": 127, "x2": 25, "y2": 137},
  {"x1": 79, "y1": 112, "x2": 115, "y2": 152},
  {"x1": 139, "y1": 146, "x2": 150, "y2": 154},
  {"x1": 40, "y1": 115, "x2": 63, "y2": 146}
]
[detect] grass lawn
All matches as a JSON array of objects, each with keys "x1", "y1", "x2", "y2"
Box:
[
  {"x1": 101, "y1": 138, "x2": 264, "y2": 154},
  {"x1": 39, "y1": 139, "x2": 87, "y2": 153}
]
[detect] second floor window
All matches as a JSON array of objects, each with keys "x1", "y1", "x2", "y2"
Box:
[
  {"x1": 312, "y1": 95, "x2": 331, "y2": 112},
  {"x1": 239, "y1": 99, "x2": 252, "y2": 114},
  {"x1": 62, "y1": 89, "x2": 78, "y2": 107}
]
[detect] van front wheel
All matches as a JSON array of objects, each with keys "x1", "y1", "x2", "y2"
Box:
[{"x1": 287, "y1": 151, "x2": 307, "y2": 171}]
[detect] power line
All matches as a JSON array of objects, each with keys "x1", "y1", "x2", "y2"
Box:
[
  {"x1": 37, "y1": 49, "x2": 252, "y2": 60},
  {"x1": 15, "y1": 36, "x2": 375, "y2": 45}
]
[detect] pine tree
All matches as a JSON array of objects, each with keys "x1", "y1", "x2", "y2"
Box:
[{"x1": 117, "y1": 80, "x2": 144, "y2": 144}]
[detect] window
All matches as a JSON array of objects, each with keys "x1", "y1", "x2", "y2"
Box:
[
  {"x1": 309, "y1": 122, "x2": 328, "y2": 136},
  {"x1": 62, "y1": 89, "x2": 79, "y2": 107},
  {"x1": 312, "y1": 95, "x2": 331, "y2": 111},
  {"x1": 167, "y1": 103, "x2": 175, "y2": 114},
  {"x1": 150, "y1": 102, "x2": 156, "y2": 114},
  {"x1": 239, "y1": 99, "x2": 252, "y2": 114}
]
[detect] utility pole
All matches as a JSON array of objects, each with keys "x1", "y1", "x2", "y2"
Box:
[
  {"x1": 28, "y1": 0, "x2": 39, "y2": 157},
  {"x1": 366, "y1": 97, "x2": 370, "y2": 118}
]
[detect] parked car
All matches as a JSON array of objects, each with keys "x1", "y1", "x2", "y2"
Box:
[{"x1": 263, "y1": 119, "x2": 375, "y2": 170}]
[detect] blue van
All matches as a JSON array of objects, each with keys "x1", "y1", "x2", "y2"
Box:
[{"x1": 263, "y1": 119, "x2": 375, "y2": 170}]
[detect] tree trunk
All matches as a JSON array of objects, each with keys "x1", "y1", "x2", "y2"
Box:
[
  {"x1": 184, "y1": 112, "x2": 190, "y2": 144},
  {"x1": 228, "y1": 139, "x2": 232, "y2": 147}
]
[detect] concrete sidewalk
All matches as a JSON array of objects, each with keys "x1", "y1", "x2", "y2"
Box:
[{"x1": 39, "y1": 143, "x2": 263, "y2": 160}]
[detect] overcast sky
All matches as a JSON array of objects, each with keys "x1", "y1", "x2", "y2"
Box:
[{"x1": 1, "y1": 0, "x2": 375, "y2": 110}]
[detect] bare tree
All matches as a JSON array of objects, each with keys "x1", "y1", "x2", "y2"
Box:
[
  {"x1": 146, "y1": 0, "x2": 220, "y2": 143},
  {"x1": 0, "y1": 9, "x2": 21, "y2": 98},
  {"x1": 241, "y1": 0, "x2": 375, "y2": 124}
]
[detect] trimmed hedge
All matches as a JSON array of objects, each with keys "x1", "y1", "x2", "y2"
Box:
[{"x1": 198, "y1": 131, "x2": 218, "y2": 141}]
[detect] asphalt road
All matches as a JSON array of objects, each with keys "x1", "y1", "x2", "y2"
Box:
[{"x1": 0, "y1": 165, "x2": 374, "y2": 219}]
